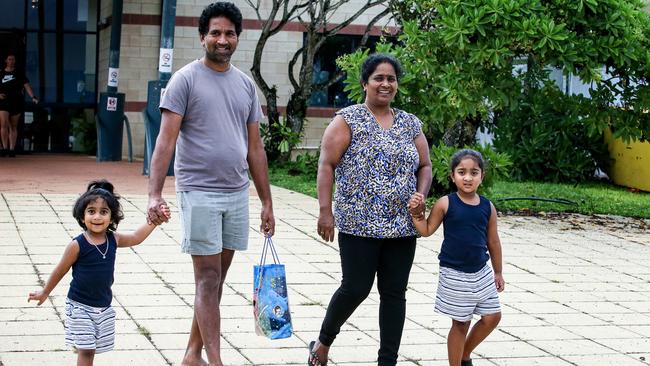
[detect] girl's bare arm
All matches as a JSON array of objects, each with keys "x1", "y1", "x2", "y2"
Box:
[
  {"x1": 116, "y1": 222, "x2": 157, "y2": 248},
  {"x1": 413, "y1": 196, "x2": 448, "y2": 237},
  {"x1": 487, "y1": 202, "x2": 505, "y2": 292},
  {"x1": 28, "y1": 241, "x2": 80, "y2": 305},
  {"x1": 118, "y1": 205, "x2": 170, "y2": 247}
]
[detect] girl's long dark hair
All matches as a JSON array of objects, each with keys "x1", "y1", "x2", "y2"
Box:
[{"x1": 72, "y1": 180, "x2": 124, "y2": 231}]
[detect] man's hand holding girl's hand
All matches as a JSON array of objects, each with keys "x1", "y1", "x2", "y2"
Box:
[
  {"x1": 157, "y1": 203, "x2": 172, "y2": 224},
  {"x1": 147, "y1": 197, "x2": 171, "y2": 225}
]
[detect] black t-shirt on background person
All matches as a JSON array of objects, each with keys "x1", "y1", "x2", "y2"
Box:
[
  {"x1": 1, "y1": 69, "x2": 28, "y2": 98},
  {"x1": 0, "y1": 69, "x2": 29, "y2": 114}
]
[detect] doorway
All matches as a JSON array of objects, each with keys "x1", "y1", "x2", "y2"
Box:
[{"x1": 0, "y1": 31, "x2": 31, "y2": 153}]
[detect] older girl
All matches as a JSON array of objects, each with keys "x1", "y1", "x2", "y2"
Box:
[{"x1": 409, "y1": 149, "x2": 504, "y2": 366}]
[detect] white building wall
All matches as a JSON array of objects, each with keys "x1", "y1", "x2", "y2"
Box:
[{"x1": 98, "y1": 0, "x2": 390, "y2": 158}]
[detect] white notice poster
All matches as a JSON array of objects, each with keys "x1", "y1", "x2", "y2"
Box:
[
  {"x1": 107, "y1": 97, "x2": 117, "y2": 111},
  {"x1": 107, "y1": 67, "x2": 119, "y2": 88},
  {"x1": 159, "y1": 48, "x2": 173, "y2": 73}
]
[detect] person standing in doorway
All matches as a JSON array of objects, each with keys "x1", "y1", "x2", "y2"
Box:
[
  {"x1": 0, "y1": 53, "x2": 38, "y2": 157},
  {"x1": 146, "y1": 2, "x2": 275, "y2": 366}
]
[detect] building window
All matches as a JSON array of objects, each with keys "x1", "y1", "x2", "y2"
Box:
[
  {"x1": 27, "y1": 0, "x2": 57, "y2": 31},
  {"x1": 63, "y1": 33, "x2": 97, "y2": 103},
  {"x1": 2, "y1": 0, "x2": 100, "y2": 153},
  {"x1": 310, "y1": 34, "x2": 385, "y2": 108},
  {"x1": 63, "y1": 0, "x2": 98, "y2": 32},
  {"x1": 15, "y1": 0, "x2": 99, "y2": 104},
  {"x1": 0, "y1": 2, "x2": 25, "y2": 29}
]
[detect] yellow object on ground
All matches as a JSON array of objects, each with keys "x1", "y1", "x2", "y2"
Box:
[{"x1": 604, "y1": 129, "x2": 650, "y2": 192}]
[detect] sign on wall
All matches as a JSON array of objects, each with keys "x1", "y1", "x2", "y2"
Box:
[
  {"x1": 107, "y1": 96, "x2": 117, "y2": 111},
  {"x1": 159, "y1": 48, "x2": 173, "y2": 73},
  {"x1": 108, "y1": 67, "x2": 119, "y2": 88}
]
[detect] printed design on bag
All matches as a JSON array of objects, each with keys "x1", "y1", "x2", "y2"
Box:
[
  {"x1": 273, "y1": 305, "x2": 283, "y2": 317},
  {"x1": 254, "y1": 265, "x2": 293, "y2": 339},
  {"x1": 253, "y1": 236, "x2": 293, "y2": 340}
]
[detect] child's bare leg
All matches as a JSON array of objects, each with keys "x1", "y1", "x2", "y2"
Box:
[
  {"x1": 77, "y1": 349, "x2": 95, "y2": 366},
  {"x1": 462, "y1": 312, "x2": 501, "y2": 360},
  {"x1": 448, "y1": 319, "x2": 471, "y2": 366}
]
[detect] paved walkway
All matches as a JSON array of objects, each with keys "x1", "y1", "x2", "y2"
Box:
[{"x1": 1, "y1": 155, "x2": 649, "y2": 365}]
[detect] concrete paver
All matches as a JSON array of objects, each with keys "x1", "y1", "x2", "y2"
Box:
[{"x1": 1, "y1": 155, "x2": 650, "y2": 365}]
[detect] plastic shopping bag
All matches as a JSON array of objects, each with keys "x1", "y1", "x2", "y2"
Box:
[{"x1": 253, "y1": 236, "x2": 293, "y2": 339}]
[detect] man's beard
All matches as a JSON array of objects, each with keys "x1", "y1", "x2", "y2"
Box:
[{"x1": 205, "y1": 46, "x2": 233, "y2": 65}]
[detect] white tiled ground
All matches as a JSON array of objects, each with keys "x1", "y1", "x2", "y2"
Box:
[{"x1": 1, "y1": 187, "x2": 649, "y2": 365}]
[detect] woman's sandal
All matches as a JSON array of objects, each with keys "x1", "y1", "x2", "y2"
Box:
[{"x1": 307, "y1": 340, "x2": 327, "y2": 366}]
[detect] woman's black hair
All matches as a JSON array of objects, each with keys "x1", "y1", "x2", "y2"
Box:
[
  {"x1": 360, "y1": 53, "x2": 403, "y2": 84},
  {"x1": 72, "y1": 180, "x2": 124, "y2": 232},
  {"x1": 450, "y1": 149, "x2": 486, "y2": 172},
  {"x1": 199, "y1": 2, "x2": 243, "y2": 36}
]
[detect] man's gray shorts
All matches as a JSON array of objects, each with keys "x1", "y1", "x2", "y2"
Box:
[{"x1": 177, "y1": 189, "x2": 249, "y2": 255}]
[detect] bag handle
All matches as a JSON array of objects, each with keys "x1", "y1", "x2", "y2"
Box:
[
  {"x1": 259, "y1": 235, "x2": 280, "y2": 267},
  {"x1": 255, "y1": 236, "x2": 279, "y2": 299}
]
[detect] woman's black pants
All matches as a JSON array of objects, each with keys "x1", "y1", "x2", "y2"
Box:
[{"x1": 318, "y1": 233, "x2": 417, "y2": 366}]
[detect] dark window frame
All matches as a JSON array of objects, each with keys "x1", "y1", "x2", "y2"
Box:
[
  {"x1": 0, "y1": 0, "x2": 100, "y2": 108},
  {"x1": 1, "y1": 0, "x2": 101, "y2": 153},
  {"x1": 309, "y1": 34, "x2": 391, "y2": 108}
]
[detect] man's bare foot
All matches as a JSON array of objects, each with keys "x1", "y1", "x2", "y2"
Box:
[{"x1": 181, "y1": 354, "x2": 208, "y2": 366}]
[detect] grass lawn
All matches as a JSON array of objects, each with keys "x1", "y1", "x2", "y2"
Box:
[
  {"x1": 268, "y1": 164, "x2": 318, "y2": 198},
  {"x1": 268, "y1": 163, "x2": 650, "y2": 219},
  {"x1": 489, "y1": 181, "x2": 650, "y2": 219}
]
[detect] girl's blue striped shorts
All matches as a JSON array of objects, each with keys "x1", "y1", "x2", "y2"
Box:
[
  {"x1": 64, "y1": 297, "x2": 116, "y2": 353},
  {"x1": 434, "y1": 264, "x2": 501, "y2": 322}
]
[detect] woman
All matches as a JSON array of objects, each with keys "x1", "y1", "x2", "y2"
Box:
[
  {"x1": 0, "y1": 53, "x2": 38, "y2": 157},
  {"x1": 309, "y1": 53, "x2": 432, "y2": 366}
]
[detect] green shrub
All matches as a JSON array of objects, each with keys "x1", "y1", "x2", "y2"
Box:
[
  {"x1": 429, "y1": 143, "x2": 512, "y2": 196},
  {"x1": 260, "y1": 117, "x2": 301, "y2": 160},
  {"x1": 70, "y1": 109, "x2": 97, "y2": 155},
  {"x1": 491, "y1": 84, "x2": 609, "y2": 183},
  {"x1": 288, "y1": 151, "x2": 319, "y2": 180}
]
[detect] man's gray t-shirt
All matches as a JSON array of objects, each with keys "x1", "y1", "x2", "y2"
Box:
[{"x1": 160, "y1": 60, "x2": 263, "y2": 192}]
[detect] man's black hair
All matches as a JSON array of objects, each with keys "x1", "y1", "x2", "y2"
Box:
[{"x1": 199, "y1": 2, "x2": 243, "y2": 36}]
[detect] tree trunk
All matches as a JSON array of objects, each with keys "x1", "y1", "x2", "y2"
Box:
[
  {"x1": 284, "y1": 31, "x2": 317, "y2": 154},
  {"x1": 286, "y1": 92, "x2": 308, "y2": 139},
  {"x1": 249, "y1": 11, "x2": 285, "y2": 161},
  {"x1": 263, "y1": 87, "x2": 284, "y2": 161},
  {"x1": 442, "y1": 114, "x2": 482, "y2": 147}
]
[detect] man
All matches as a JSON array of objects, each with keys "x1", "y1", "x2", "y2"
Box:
[{"x1": 146, "y1": 3, "x2": 275, "y2": 366}]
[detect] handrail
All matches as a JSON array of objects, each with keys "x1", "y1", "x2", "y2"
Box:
[{"x1": 123, "y1": 114, "x2": 133, "y2": 162}]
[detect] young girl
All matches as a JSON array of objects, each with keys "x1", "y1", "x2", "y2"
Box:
[
  {"x1": 409, "y1": 149, "x2": 504, "y2": 366},
  {"x1": 28, "y1": 180, "x2": 170, "y2": 366}
]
